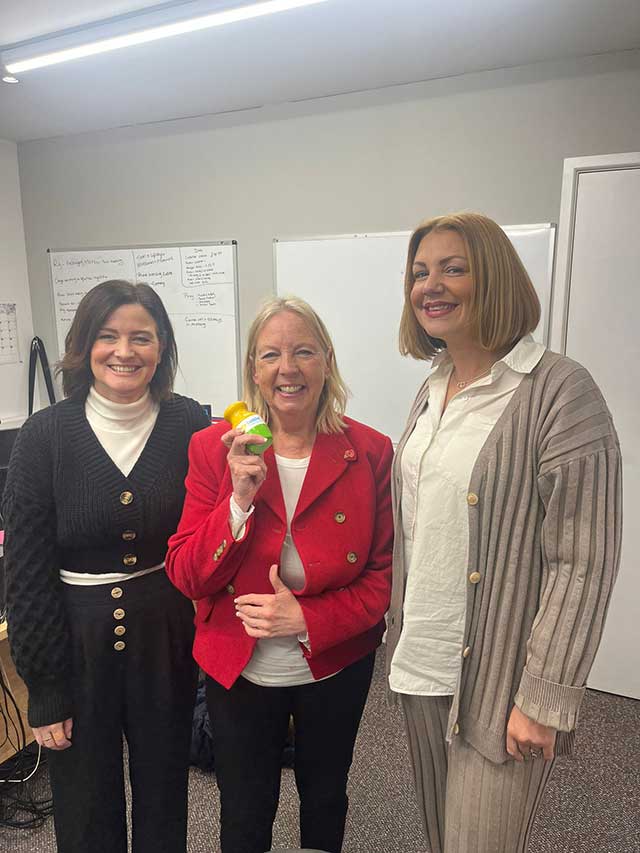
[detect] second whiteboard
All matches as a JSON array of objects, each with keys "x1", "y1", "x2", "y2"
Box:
[{"x1": 274, "y1": 226, "x2": 555, "y2": 444}]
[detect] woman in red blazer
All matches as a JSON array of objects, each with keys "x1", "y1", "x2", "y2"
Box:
[{"x1": 166, "y1": 296, "x2": 393, "y2": 853}]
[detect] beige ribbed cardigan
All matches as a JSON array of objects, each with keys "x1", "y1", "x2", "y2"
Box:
[{"x1": 386, "y1": 350, "x2": 622, "y2": 764}]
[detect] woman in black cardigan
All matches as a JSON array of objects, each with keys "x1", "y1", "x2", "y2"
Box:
[{"x1": 2, "y1": 280, "x2": 209, "y2": 853}]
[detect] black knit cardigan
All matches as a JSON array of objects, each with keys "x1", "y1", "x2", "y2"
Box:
[{"x1": 1, "y1": 392, "x2": 209, "y2": 726}]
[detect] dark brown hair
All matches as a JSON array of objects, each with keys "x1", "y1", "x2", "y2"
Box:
[{"x1": 57, "y1": 280, "x2": 178, "y2": 401}]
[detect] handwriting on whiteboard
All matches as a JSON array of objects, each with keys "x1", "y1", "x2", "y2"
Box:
[{"x1": 49, "y1": 244, "x2": 239, "y2": 415}]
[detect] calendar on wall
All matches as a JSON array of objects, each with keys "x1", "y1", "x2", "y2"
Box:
[{"x1": 0, "y1": 302, "x2": 20, "y2": 366}]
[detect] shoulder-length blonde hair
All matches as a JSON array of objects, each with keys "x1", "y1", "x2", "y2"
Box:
[
  {"x1": 399, "y1": 212, "x2": 541, "y2": 360},
  {"x1": 243, "y1": 296, "x2": 349, "y2": 434}
]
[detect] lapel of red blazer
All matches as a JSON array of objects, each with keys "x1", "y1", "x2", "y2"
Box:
[
  {"x1": 293, "y1": 428, "x2": 356, "y2": 519},
  {"x1": 258, "y1": 448, "x2": 287, "y2": 523}
]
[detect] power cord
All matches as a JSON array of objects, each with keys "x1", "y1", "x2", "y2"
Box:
[
  {"x1": 0, "y1": 654, "x2": 53, "y2": 828},
  {"x1": 0, "y1": 742, "x2": 42, "y2": 783}
]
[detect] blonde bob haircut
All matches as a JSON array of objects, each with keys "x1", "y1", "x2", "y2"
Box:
[
  {"x1": 399, "y1": 212, "x2": 541, "y2": 360},
  {"x1": 243, "y1": 296, "x2": 349, "y2": 434}
]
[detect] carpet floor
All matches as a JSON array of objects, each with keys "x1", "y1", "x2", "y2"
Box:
[{"x1": 1, "y1": 652, "x2": 638, "y2": 852}]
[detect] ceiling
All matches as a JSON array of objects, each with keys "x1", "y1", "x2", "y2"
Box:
[{"x1": 1, "y1": 0, "x2": 639, "y2": 142}]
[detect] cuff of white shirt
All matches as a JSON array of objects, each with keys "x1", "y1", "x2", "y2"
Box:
[
  {"x1": 297, "y1": 631, "x2": 310, "y2": 650},
  {"x1": 229, "y1": 495, "x2": 254, "y2": 541}
]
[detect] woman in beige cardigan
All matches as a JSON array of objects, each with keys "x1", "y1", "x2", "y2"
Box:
[{"x1": 386, "y1": 212, "x2": 621, "y2": 853}]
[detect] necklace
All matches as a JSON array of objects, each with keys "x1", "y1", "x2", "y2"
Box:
[{"x1": 453, "y1": 365, "x2": 493, "y2": 389}]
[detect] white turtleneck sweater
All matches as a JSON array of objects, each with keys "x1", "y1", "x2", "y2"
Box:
[
  {"x1": 59, "y1": 387, "x2": 162, "y2": 586},
  {"x1": 85, "y1": 385, "x2": 159, "y2": 476}
]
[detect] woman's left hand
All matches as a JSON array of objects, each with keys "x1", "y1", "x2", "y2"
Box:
[
  {"x1": 506, "y1": 705, "x2": 557, "y2": 762},
  {"x1": 234, "y1": 564, "x2": 308, "y2": 638}
]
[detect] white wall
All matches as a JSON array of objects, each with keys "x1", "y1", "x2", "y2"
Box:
[
  {"x1": 17, "y1": 50, "x2": 640, "y2": 369},
  {"x1": 0, "y1": 139, "x2": 36, "y2": 427}
]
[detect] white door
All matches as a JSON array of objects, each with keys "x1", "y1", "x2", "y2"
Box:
[{"x1": 551, "y1": 153, "x2": 640, "y2": 699}]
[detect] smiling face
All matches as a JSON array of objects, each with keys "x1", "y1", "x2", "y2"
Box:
[
  {"x1": 90, "y1": 303, "x2": 162, "y2": 404},
  {"x1": 252, "y1": 310, "x2": 330, "y2": 431},
  {"x1": 410, "y1": 229, "x2": 475, "y2": 347}
]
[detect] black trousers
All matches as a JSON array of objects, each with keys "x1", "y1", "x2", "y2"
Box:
[
  {"x1": 206, "y1": 650, "x2": 376, "y2": 853},
  {"x1": 47, "y1": 570, "x2": 198, "y2": 853}
]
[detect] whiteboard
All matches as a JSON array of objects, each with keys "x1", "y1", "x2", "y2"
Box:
[
  {"x1": 551, "y1": 153, "x2": 640, "y2": 699},
  {"x1": 274, "y1": 224, "x2": 555, "y2": 443},
  {"x1": 48, "y1": 242, "x2": 240, "y2": 416}
]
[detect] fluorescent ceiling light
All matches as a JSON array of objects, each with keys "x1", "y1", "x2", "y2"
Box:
[{"x1": 4, "y1": 0, "x2": 329, "y2": 74}]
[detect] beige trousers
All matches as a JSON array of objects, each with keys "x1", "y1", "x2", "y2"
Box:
[{"x1": 400, "y1": 694, "x2": 556, "y2": 853}]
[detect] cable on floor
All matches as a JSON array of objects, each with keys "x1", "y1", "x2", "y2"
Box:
[{"x1": 0, "y1": 662, "x2": 53, "y2": 829}]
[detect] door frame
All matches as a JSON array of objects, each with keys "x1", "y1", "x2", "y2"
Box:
[
  {"x1": 550, "y1": 151, "x2": 640, "y2": 353},
  {"x1": 550, "y1": 151, "x2": 640, "y2": 698}
]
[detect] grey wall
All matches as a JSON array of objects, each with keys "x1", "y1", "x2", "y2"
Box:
[
  {"x1": 0, "y1": 139, "x2": 37, "y2": 426},
  {"x1": 17, "y1": 50, "x2": 640, "y2": 372}
]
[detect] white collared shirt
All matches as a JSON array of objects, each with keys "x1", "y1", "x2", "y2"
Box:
[{"x1": 389, "y1": 335, "x2": 546, "y2": 696}]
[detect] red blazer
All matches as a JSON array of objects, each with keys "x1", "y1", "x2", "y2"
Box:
[{"x1": 166, "y1": 416, "x2": 393, "y2": 688}]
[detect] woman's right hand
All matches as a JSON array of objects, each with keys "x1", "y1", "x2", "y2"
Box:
[
  {"x1": 33, "y1": 717, "x2": 73, "y2": 751},
  {"x1": 222, "y1": 429, "x2": 268, "y2": 511}
]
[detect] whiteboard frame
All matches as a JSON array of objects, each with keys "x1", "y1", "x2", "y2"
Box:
[{"x1": 47, "y1": 240, "x2": 242, "y2": 401}]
